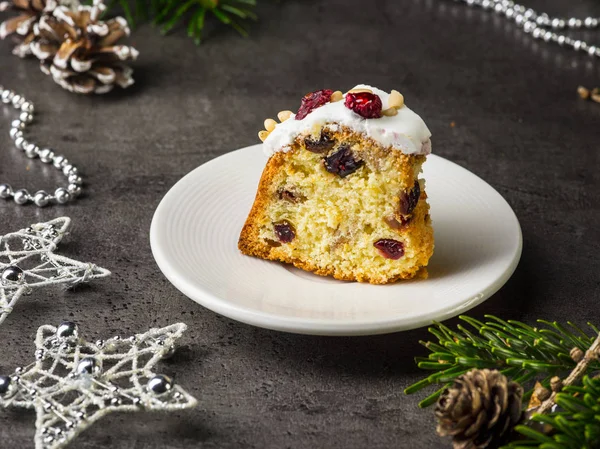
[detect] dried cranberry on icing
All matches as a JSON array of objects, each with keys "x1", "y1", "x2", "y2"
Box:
[
  {"x1": 344, "y1": 92, "x2": 383, "y2": 119},
  {"x1": 399, "y1": 181, "x2": 421, "y2": 216},
  {"x1": 273, "y1": 220, "x2": 296, "y2": 243},
  {"x1": 374, "y1": 239, "x2": 405, "y2": 260},
  {"x1": 323, "y1": 145, "x2": 364, "y2": 178},
  {"x1": 295, "y1": 89, "x2": 333, "y2": 120}
]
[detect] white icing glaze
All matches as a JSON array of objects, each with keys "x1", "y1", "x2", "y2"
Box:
[{"x1": 263, "y1": 84, "x2": 432, "y2": 156}]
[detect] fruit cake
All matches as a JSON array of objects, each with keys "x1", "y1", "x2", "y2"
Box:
[{"x1": 238, "y1": 84, "x2": 434, "y2": 284}]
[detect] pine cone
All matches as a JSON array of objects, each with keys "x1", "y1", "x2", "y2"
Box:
[
  {"x1": 0, "y1": 0, "x2": 58, "y2": 57},
  {"x1": 435, "y1": 369, "x2": 523, "y2": 449},
  {"x1": 30, "y1": 0, "x2": 138, "y2": 94}
]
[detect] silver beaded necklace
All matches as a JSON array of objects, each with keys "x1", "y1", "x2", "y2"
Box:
[
  {"x1": 456, "y1": 0, "x2": 600, "y2": 57},
  {"x1": 0, "y1": 86, "x2": 82, "y2": 207}
]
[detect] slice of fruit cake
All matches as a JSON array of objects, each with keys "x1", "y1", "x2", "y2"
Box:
[{"x1": 238, "y1": 84, "x2": 434, "y2": 284}]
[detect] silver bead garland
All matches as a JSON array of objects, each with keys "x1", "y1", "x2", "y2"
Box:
[
  {"x1": 453, "y1": 0, "x2": 600, "y2": 57},
  {"x1": 0, "y1": 86, "x2": 83, "y2": 207}
]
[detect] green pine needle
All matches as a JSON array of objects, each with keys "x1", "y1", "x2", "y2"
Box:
[
  {"x1": 83, "y1": 0, "x2": 263, "y2": 44},
  {"x1": 504, "y1": 376, "x2": 600, "y2": 449}
]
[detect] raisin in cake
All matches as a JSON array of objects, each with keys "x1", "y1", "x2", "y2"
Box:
[{"x1": 238, "y1": 84, "x2": 434, "y2": 284}]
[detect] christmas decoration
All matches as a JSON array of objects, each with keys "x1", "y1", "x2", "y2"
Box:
[
  {"x1": 1, "y1": 85, "x2": 84, "y2": 204},
  {"x1": 30, "y1": 0, "x2": 138, "y2": 94},
  {"x1": 106, "y1": 0, "x2": 260, "y2": 45},
  {"x1": 0, "y1": 0, "x2": 57, "y2": 57},
  {"x1": 406, "y1": 316, "x2": 600, "y2": 448},
  {"x1": 435, "y1": 369, "x2": 523, "y2": 449},
  {"x1": 0, "y1": 321, "x2": 197, "y2": 449},
  {"x1": 453, "y1": 1, "x2": 600, "y2": 59},
  {"x1": 0, "y1": 217, "x2": 110, "y2": 326}
]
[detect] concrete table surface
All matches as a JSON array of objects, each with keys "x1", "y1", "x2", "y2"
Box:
[{"x1": 1, "y1": 1, "x2": 599, "y2": 448}]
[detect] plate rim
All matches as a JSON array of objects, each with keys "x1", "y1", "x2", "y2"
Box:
[{"x1": 150, "y1": 144, "x2": 523, "y2": 336}]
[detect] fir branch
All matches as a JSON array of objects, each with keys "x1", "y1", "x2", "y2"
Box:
[
  {"x1": 505, "y1": 375, "x2": 600, "y2": 449},
  {"x1": 404, "y1": 315, "x2": 600, "y2": 408},
  {"x1": 86, "y1": 0, "x2": 261, "y2": 43}
]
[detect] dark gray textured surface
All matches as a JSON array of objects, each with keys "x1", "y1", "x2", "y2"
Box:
[{"x1": 1, "y1": 1, "x2": 600, "y2": 447}]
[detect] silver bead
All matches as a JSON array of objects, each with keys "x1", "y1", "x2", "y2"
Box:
[
  {"x1": 557, "y1": 35, "x2": 566, "y2": 46},
  {"x1": 53, "y1": 155, "x2": 65, "y2": 168},
  {"x1": 35, "y1": 349, "x2": 46, "y2": 360},
  {"x1": 24, "y1": 144, "x2": 39, "y2": 159},
  {"x1": 523, "y1": 8, "x2": 536, "y2": 19},
  {"x1": 523, "y1": 21, "x2": 535, "y2": 33},
  {"x1": 543, "y1": 31, "x2": 552, "y2": 42},
  {"x1": 11, "y1": 94, "x2": 24, "y2": 108},
  {"x1": 13, "y1": 189, "x2": 29, "y2": 205},
  {"x1": 532, "y1": 28, "x2": 543, "y2": 39},
  {"x1": 551, "y1": 18, "x2": 564, "y2": 29},
  {"x1": 9, "y1": 127, "x2": 22, "y2": 140},
  {"x1": 68, "y1": 174, "x2": 82, "y2": 185},
  {"x1": 39, "y1": 148, "x2": 55, "y2": 163},
  {"x1": 19, "y1": 112, "x2": 33, "y2": 124},
  {"x1": 0, "y1": 375, "x2": 15, "y2": 398},
  {"x1": 67, "y1": 184, "x2": 82, "y2": 197},
  {"x1": 55, "y1": 187, "x2": 71, "y2": 204},
  {"x1": 33, "y1": 191, "x2": 50, "y2": 207},
  {"x1": 573, "y1": 40, "x2": 582, "y2": 51},
  {"x1": 1, "y1": 90, "x2": 14, "y2": 104},
  {"x1": 514, "y1": 14, "x2": 524, "y2": 25},
  {"x1": 584, "y1": 17, "x2": 595, "y2": 28},
  {"x1": 14, "y1": 137, "x2": 26, "y2": 150},
  {"x1": 1, "y1": 266, "x2": 24, "y2": 285},
  {"x1": 56, "y1": 321, "x2": 79, "y2": 339},
  {"x1": 481, "y1": 0, "x2": 491, "y2": 9},
  {"x1": 11, "y1": 119, "x2": 25, "y2": 130},
  {"x1": 76, "y1": 357, "x2": 102, "y2": 376},
  {"x1": 0, "y1": 184, "x2": 12, "y2": 199},
  {"x1": 147, "y1": 375, "x2": 173, "y2": 395},
  {"x1": 95, "y1": 339, "x2": 105, "y2": 347},
  {"x1": 493, "y1": 3, "x2": 504, "y2": 13},
  {"x1": 20, "y1": 101, "x2": 34, "y2": 113},
  {"x1": 62, "y1": 164, "x2": 76, "y2": 176}
]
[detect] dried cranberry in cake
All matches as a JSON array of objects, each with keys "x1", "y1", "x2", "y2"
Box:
[
  {"x1": 296, "y1": 89, "x2": 334, "y2": 120},
  {"x1": 399, "y1": 180, "x2": 421, "y2": 216},
  {"x1": 323, "y1": 145, "x2": 364, "y2": 178},
  {"x1": 304, "y1": 132, "x2": 336, "y2": 153},
  {"x1": 273, "y1": 220, "x2": 296, "y2": 243},
  {"x1": 278, "y1": 189, "x2": 302, "y2": 203},
  {"x1": 384, "y1": 215, "x2": 409, "y2": 230},
  {"x1": 344, "y1": 92, "x2": 383, "y2": 119},
  {"x1": 374, "y1": 239, "x2": 405, "y2": 260}
]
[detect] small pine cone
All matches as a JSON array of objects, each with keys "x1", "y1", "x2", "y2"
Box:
[
  {"x1": 30, "y1": 0, "x2": 138, "y2": 94},
  {"x1": 435, "y1": 369, "x2": 523, "y2": 449},
  {"x1": 0, "y1": 0, "x2": 58, "y2": 57}
]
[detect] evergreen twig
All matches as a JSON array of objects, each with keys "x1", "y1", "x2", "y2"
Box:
[
  {"x1": 404, "y1": 315, "x2": 600, "y2": 408},
  {"x1": 84, "y1": 0, "x2": 261, "y2": 44},
  {"x1": 505, "y1": 375, "x2": 600, "y2": 449}
]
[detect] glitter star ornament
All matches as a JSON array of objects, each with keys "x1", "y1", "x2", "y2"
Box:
[
  {"x1": 0, "y1": 322, "x2": 197, "y2": 449},
  {"x1": 0, "y1": 217, "x2": 110, "y2": 326}
]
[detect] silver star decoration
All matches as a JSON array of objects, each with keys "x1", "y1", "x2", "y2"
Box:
[
  {"x1": 0, "y1": 217, "x2": 110, "y2": 326},
  {"x1": 0, "y1": 322, "x2": 197, "y2": 449}
]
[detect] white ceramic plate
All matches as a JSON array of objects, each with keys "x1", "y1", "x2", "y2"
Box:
[{"x1": 150, "y1": 144, "x2": 522, "y2": 336}]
